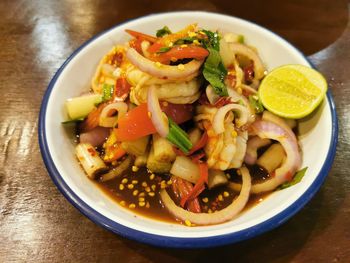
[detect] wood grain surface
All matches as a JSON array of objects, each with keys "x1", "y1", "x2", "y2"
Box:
[{"x1": 1, "y1": 0, "x2": 349, "y2": 262}]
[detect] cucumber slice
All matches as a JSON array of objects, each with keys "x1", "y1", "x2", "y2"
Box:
[{"x1": 65, "y1": 93, "x2": 102, "y2": 120}]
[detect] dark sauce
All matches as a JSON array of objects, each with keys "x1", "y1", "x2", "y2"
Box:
[
  {"x1": 94, "y1": 165, "x2": 272, "y2": 224},
  {"x1": 94, "y1": 167, "x2": 177, "y2": 223}
]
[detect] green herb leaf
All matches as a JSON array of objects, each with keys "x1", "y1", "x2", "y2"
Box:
[
  {"x1": 102, "y1": 84, "x2": 114, "y2": 102},
  {"x1": 166, "y1": 118, "x2": 192, "y2": 154},
  {"x1": 157, "y1": 46, "x2": 171, "y2": 53},
  {"x1": 202, "y1": 30, "x2": 220, "y2": 51},
  {"x1": 156, "y1": 26, "x2": 172, "y2": 37},
  {"x1": 174, "y1": 37, "x2": 196, "y2": 45},
  {"x1": 203, "y1": 48, "x2": 228, "y2": 96},
  {"x1": 249, "y1": 95, "x2": 264, "y2": 113},
  {"x1": 279, "y1": 167, "x2": 308, "y2": 190}
]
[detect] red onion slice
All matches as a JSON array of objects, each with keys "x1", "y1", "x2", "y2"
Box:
[
  {"x1": 229, "y1": 43, "x2": 266, "y2": 80},
  {"x1": 160, "y1": 166, "x2": 251, "y2": 225},
  {"x1": 249, "y1": 120, "x2": 301, "y2": 193},
  {"x1": 126, "y1": 48, "x2": 203, "y2": 80},
  {"x1": 262, "y1": 111, "x2": 297, "y2": 143},
  {"x1": 99, "y1": 102, "x2": 128, "y2": 127},
  {"x1": 147, "y1": 85, "x2": 169, "y2": 137},
  {"x1": 79, "y1": 126, "x2": 110, "y2": 147},
  {"x1": 244, "y1": 136, "x2": 271, "y2": 165}
]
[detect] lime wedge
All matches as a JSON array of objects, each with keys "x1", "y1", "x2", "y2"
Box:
[{"x1": 258, "y1": 64, "x2": 327, "y2": 119}]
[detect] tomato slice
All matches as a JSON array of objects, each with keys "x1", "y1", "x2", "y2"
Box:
[
  {"x1": 160, "y1": 101, "x2": 193, "y2": 124},
  {"x1": 115, "y1": 102, "x2": 194, "y2": 141},
  {"x1": 115, "y1": 103, "x2": 156, "y2": 141},
  {"x1": 156, "y1": 46, "x2": 209, "y2": 64}
]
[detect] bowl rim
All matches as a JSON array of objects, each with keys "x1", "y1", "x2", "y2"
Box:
[{"x1": 38, "y1": 11, "x2": 338, "y2": 248}]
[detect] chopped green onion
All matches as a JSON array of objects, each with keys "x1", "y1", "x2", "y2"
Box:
[
  {"x1": 174, "y1": 37, "x2": 196, "y2": 45},
  {"x1": 156, "y1": 26, "x2": 172, "y2": 37},
  {"x1": 166, "y1": 118, "x2": 192, "y2": 154},
  {"x1": 237, "y1": 35, "x2": 245, "y2": 44},
  {"x1": 279, "y1": 167, "x2": 308, "y2": 189},
  {"x1": 249, "y1": 95, "x2": 264, "y2": 113},
  {"x1": 102, "y1": 84, "x2": 114, "y2": 102},
  {"x1": 157, "y1": 47, "x2": 171, "y2": 53}
]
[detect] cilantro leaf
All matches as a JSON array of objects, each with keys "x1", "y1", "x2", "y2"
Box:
[
  {"x1": 279, "y1": 167, "x2": 308, "y2": 190},
  {"x1": 202, "y1": 30, "x2": 220, "y2": 51},
  {"x1": 203, "y1": 48, "x2": 228, "y2": 96},
  {"x1": 156, "y1": 26, "x2": 172, "y2": 37}
]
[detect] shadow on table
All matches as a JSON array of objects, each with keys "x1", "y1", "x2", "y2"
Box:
[{"x1": 90, "y1": 0, "x2": 348, "y2": 56}]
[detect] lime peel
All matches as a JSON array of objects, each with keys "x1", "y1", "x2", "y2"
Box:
[{"x1": 258, "y1": 64, "x2": 327, "y2": 119}]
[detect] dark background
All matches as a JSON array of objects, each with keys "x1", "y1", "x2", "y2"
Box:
[{"x1": 1, "y1": 0, "x2": 349, "y2": 262}]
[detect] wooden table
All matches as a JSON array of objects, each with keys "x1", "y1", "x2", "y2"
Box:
[{"x1": 1, "y1": 0, "x2": 349, "y2": 262}]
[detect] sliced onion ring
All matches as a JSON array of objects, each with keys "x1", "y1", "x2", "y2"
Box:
[
  {"x1": 99, "y1": 102, "x2": 128, "y2": 127},
  {"x1": 244, "y1": 136, "x2": 271, "y2": 165},
  {"x1": 229, "y1": 43, "x2": 266, "y2": 80},
  {"x1": 160, "y1": 166, "x2": 251, "y2": 225},
  {"x1": 213, "y1": 103, "x2": 249, "y2": 134},
  {"x1": 126, "y1": 48, "x2": 203, "y2": 80},
  {"x1": 233, "y1": 120, "x2": 301, "y2": 193},
  {"x1": 262, "y1": 111, "x2": 296, "y2": 142},
  {"x1": 147, "y1": 85, "x2": 169, "y2": 137}
]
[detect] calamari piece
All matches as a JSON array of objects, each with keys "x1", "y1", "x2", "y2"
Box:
[
  {"x1": 126, "y1": 67, "x2": 198, "y2": 87},
  {"x1": 205, "y1": 125, "x2": 224, "y2": 169},
  {"x1": 130, "y1": 79, "x2": 201, "y2": 105},
  {"x1": 229, "y1": 131, "x2": 248, "y2": 169},
  {"x1": 216, "y1": 123, "x2": 237, "y2": 170}
]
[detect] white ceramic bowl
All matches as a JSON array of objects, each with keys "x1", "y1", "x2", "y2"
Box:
[{"x1": 39, "y1": 11, "x2": 338, "y2": 248}]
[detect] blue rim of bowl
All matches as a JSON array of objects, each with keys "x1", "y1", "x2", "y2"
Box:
[{"x1": 38, "y1": 11, "x2": 338, "y2": 248}]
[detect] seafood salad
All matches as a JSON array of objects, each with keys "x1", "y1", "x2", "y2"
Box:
[{"x1": 64, "y1": 24, "x2": 307, "y2": 226}]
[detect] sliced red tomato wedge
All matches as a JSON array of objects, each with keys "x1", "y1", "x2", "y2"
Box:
[
  {"x1": 115, "y1": 102, "x2": 193, "y2": 141},
  {"x1": 115, "y1": 103, "x2": 155, "y2": 141},
  {"x1": 155, "y1": 46, "x2": 209, "y2": 64},
  {"x1": 160, "y1": 101, "x2": 193, "y2": 124}
]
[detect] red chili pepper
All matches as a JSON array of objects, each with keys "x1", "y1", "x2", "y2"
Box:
[
  {"x1": 180, "y1": 162, "x2": 208, "y2": 207},
  {"x1": 114, "y1": 77, "x2": 131, "y2": 100},
  {"x1": 172, "y1": 176, "x2": 201, "y2": 213},
  {"x1": 214, "y1": 97, "x2": 232, "y2": 108},
  {"x1": 244, "y1": 63, "x2": 255, "y2": 83},
  {"x1": 125, "y1": 29, "x2": 158, "y2": 43},
  {"x1": 188, "y1": 132, "x2": 208, "y2": 155},
  {"x1": 190, "y1": 151, "x2": 206, "y2": 162},
  {"x1": 129, "y1": 38, "x2": 143, "y2": 54}
]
